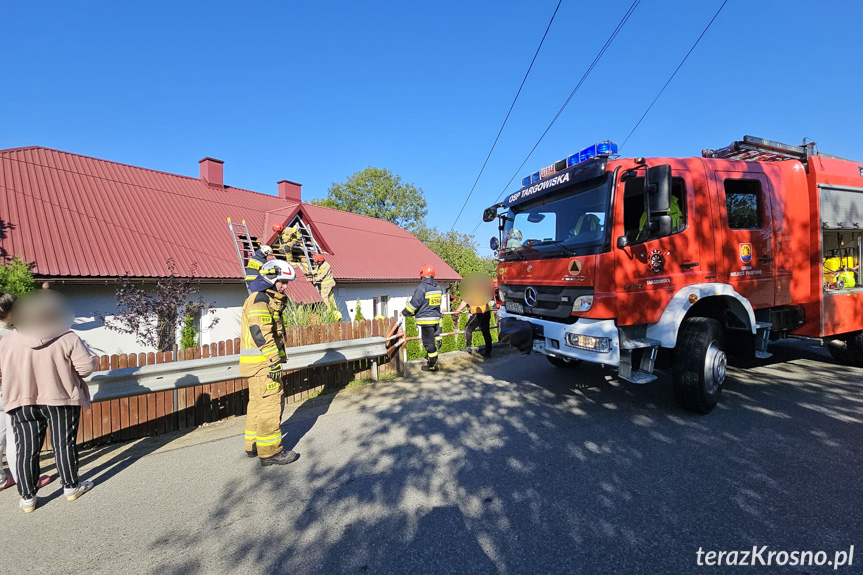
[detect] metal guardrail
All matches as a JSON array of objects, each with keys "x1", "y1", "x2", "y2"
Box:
[{"x1": 85, "y1": 337, "x2": 387, "y2": 402}]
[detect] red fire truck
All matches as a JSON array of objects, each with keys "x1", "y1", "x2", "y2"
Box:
[{"x1": 485, "y1": 136, "x2": 863, "y2": 413}]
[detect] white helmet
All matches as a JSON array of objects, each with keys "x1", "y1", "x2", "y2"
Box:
[
  {"x1": 260, "y1": 260, "x2": 296, "y2": 285},
  {"x1": 260, "y1": 245, "x2": 273, "y2": 256}
]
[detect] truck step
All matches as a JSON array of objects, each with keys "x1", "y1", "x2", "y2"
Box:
[
  {"x1": 621, "y1": 338, "x2": 661, "y2": 350},
  {"x1": 619, "y1": 370, "x2": 658, "y2": 385}
]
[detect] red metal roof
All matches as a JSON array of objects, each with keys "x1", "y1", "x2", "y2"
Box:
[{"x1": 0, "y1": 146, "x2": 460, "y2": 298}]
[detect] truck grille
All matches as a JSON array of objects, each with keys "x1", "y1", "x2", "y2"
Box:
[{"x1": 500, "y1": 284, "x2": 593, "y2": 320}]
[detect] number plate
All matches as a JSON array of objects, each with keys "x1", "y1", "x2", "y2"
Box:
[{"x1": 506, "y1": 302, "x2": 524, "y2": 314}]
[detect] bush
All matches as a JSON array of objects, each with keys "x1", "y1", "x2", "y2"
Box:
[
  {"x1": 283, "y1": 299, "x2": 342, "y2": 327},
  {"x1": 353, "y1": 297, "x2": 365, "y2": 321},
  {"x1": 0, "y1": 257, "x2": 36, "y2": 297},
  {"x1": 180, "y1": 314, "x2": 198, "y2": 350},
  {"x1": 405, "y1": 310, "x2": 499, "y2": 360}
]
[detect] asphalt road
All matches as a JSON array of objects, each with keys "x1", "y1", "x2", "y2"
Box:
[{"x1": 1, "y1": 340, "x2": 861, "y2": 575}]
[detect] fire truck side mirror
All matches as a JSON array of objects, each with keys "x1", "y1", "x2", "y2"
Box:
[
  {"x1": 616, "y1": 235, "x2": 629, "y2": 249},
  {"x1": 651, "y1": 215, "x2": 673, "y2": 237},
  {"x1": 483, "y1": 206, "x2": 498, "y2": 222},
  {"x1": 646, "y1": 164, "x2": 671, "y2": 213}
]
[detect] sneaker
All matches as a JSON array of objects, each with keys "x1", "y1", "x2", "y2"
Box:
[
  {"x1": 0, "y1": 476, "x2": 15, "y2": 492},
  {"x1": 64, "y1": 480, "x2": 94, "y2": 501},
  {"x1": 36, "y1": 475, "x2": 52, "y2": 490},
  {"x1": 20, "y1": 497, "x2": 36, "y2": 513},
  {"x1": 246, "y1": 444, "x2": 258, "y2": 458},
  {"x1": 260, "y1": 450, "x2": 300, "y2": 467}
]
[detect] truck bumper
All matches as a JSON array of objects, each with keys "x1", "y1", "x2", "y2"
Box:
[{"x1": 497, "y1": 309, "x2": 620, "y2": 367}]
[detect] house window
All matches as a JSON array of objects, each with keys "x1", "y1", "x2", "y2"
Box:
[
  {"x1": 379, "y1": 295, "x2": 389, "y2": 318},
  {"x1": 724, "y1": 179, "x2": 763, "y2": 229}
]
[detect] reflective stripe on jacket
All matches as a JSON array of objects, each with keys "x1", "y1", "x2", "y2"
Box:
[
  {"x1": 403, "y1": 277, "x2": 442, "y2": 325},
  {"x1": 240, "y1": 290, "x2": 288, "y2": 377}
]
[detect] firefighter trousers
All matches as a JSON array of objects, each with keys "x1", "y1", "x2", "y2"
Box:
[
  {"x1": 420, "y1": 323, "x2": 442, "y2": 361},
  {"x1": 244, "y1": 373, "x2": 284, "y2": 459}
]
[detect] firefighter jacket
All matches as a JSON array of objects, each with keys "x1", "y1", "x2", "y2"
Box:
[
  {"x1": 280, "y1": 226, "x2": 302, "y2": 256},
  {"x1": 244, "y1": 249, "x2": 272, "y2": 293},
  {"x1": 239, "y1": 289, "x2": 288, "y2": 377},
  {"x1": 314, "y1": 261, "x2": 335, "y2": 289},
  {"x1": 402, "y1": 277, "x2": 443, "y2": 326}
]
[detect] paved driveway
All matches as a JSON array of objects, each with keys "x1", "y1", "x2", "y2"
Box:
[{"x1": 1, "y1": 340, "x2": 861, "y2": 574}]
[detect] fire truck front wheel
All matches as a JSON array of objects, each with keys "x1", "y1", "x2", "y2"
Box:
[
  {"x1": 547, "y1": 355, "x2": 582, "y2": 368},
  {"x1": 673, "y1": 317, "x2": 725, "y2": 414}
]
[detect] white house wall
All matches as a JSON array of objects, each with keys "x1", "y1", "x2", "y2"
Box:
[
  {"x1": 56, "y1": 283, "x2": 247, "y2": 356},
  {"x1": 335, "y1": 282, "x2": 452, "y2": 322}
]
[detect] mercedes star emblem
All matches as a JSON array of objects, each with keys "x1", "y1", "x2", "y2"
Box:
[{"x1": 524, "y1": 286, "x2": 538, "y2": 307}]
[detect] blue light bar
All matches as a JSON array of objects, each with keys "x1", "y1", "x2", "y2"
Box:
[
  {"x1": 525, "y1": 140, "x2": 618, "y2": 187},
  {"x1": 596, "y1": 141, "x2": 618, "y2": 156}
]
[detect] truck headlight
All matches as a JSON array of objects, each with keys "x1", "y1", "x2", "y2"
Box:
[
  {"x1": 499, "y1": 290, "x2": 506, "y2": 303},
  {"x1": 565, "y1": 334, "x2": 610, "y2": 353},
  {"x1": 572, "y1": 295, "x2": 593, "y2": 312}
]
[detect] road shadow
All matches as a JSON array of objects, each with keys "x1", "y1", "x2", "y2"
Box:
[{"x1": 144, "y1": 341, "x2": 863, "y2": 574}]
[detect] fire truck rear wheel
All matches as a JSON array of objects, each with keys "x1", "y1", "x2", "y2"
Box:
[
  {"x1": 673, "y1": 317, "x2": 725, "y2": 414},
  {"x1": 830, "y1": 331, "x2": 863, "y2": 367},
  {"x1": 546, "y1": 355, "x2": 582, "y2": 368}
]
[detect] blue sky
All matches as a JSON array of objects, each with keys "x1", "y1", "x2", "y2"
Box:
[{"x1": 2, "y1": 1, "x2": 862, "y2": 254}]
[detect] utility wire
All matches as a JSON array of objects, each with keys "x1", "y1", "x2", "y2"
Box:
[
  {"x1": 470, "y1": 0, "x2": 642, "y2": 237},
  {"x1": 449, "y1": 0, "x2": 564, "y2": 233},
  {"x1": 619, "y1": 0, "x2": 728, "y2": 151}
]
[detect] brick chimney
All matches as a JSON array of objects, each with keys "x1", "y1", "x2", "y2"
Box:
[
  {"x1": 278, "y1": 180, "x2": 302, "y2": 202},
  {"x1": 199, "y1": 157, "x2": 224, "y2": 188}
]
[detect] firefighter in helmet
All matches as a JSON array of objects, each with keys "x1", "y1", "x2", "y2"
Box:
[
  {"x1": 403, "y1": 264, "x2": 443, "y2": 371},
  {"x1": 244, "y1": 245, "x2": 275, "y2": 293},
  {"x1": 313, "y1": 253, "x2": 337, "y2": 308},
  {"x1": 240, "y1": 260, "x2": 300, "y2": 466}
]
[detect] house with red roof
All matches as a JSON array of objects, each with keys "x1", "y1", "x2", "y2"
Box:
[{"x1": 0, "y1": 146, "x2": 460, "y2": 354}]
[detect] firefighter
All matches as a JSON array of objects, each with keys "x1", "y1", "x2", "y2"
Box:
[
  {"x1": 244, "y1": 245, "x2": 276, "y2": 292},
  {"x1": 313, "y1": 253, "x2": 336, "y2": 303},
  {"x1": 403, "y1": 265, "x2": 443, "y2": 371},
  {"x1": 277, "y1": 225, "x2": 310, "y2": 272},
  {"x1": 240, "y1": 260, "x2": 300, "y2": 466}
]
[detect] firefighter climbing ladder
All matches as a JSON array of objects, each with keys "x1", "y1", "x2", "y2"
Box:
[
  {"x1": 227, "y1": 217, "x2": 258, "y2": 294},
  {"x1": 281, "y1": 215, "x2": 322, "y2": 284}
]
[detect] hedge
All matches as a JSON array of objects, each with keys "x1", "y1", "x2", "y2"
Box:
[{"x1": 405, "y1": 311, "x2": 499, "y2": 361}]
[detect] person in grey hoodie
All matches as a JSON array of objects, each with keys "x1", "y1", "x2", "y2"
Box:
[
  {"x1": 0, "y1": 293, "x2": 52, "y2": 494},
  {"x1": 0, "y1": 290, "x2": 99, "y2": 513}
]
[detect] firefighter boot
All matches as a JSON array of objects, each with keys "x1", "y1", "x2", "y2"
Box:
[
  {"x1": 426, "y1": 354, "x2": 439, "y2": 372},
  {"x1": 260, "y1": 449, "x2": 300, "y2": 466}
]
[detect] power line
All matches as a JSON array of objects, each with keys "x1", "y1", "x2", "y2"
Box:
[
  {"x1": 449, "y1": 0, "x2": 564, "y2": 233},
  {"x1": 619, "y1": 0, "x2": 729, "y2": 151},
  {"x1": 470, "y1": 0, "x2": 642, "y2": 237}
]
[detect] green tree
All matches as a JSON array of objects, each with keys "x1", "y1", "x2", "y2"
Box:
[
  {"x1": 353, "y1": 298, "x2": 365, "y2": 321},
  {"x1": 312, "y1": 167, "x2": 427, "y2": 230},
  {"x1": 0, "y1": 257, "x2": 36, "y2": 297},
  {"x1": 412, "y1": 223, "x2": 496, "y2": 280}
]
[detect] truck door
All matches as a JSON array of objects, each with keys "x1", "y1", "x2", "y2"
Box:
[
  {"x1": 614, "y1": 167, "x2": 709, "y2": 326},
  {"x1": 712, "y1": 171, "x2": 775, "y2": 308}
]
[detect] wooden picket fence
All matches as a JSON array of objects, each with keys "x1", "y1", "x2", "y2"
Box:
[{"x1": 73, "y1": 318, "x2": 399, "y2": 447}]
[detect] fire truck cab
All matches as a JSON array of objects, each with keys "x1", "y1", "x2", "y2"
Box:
[{"x1": 487, "y1": 137, "x2": 863, "y2": 413}]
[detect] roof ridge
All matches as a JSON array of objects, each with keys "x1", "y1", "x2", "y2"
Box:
[
  {"x1": 0, "y1": 145, "x2": 298, "y2": 202},
  {"x1": 302, "y1": 202, "x2": 414, "y2": 233}
]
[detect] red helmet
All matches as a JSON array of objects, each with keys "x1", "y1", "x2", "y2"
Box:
[
  {"x1": 419, "y1": 264, "x2": 435, "y2": 278},
  {"x1": 273, "y1": 223, "x2": 284, "y2": 232},
  {"x1": 313, "y1": 253, "x2": 325, "y2": 263}
]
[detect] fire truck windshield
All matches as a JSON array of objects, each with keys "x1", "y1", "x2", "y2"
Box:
[{"x1": 502, "y1": 177, "x2": 611, "y2": 261}]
